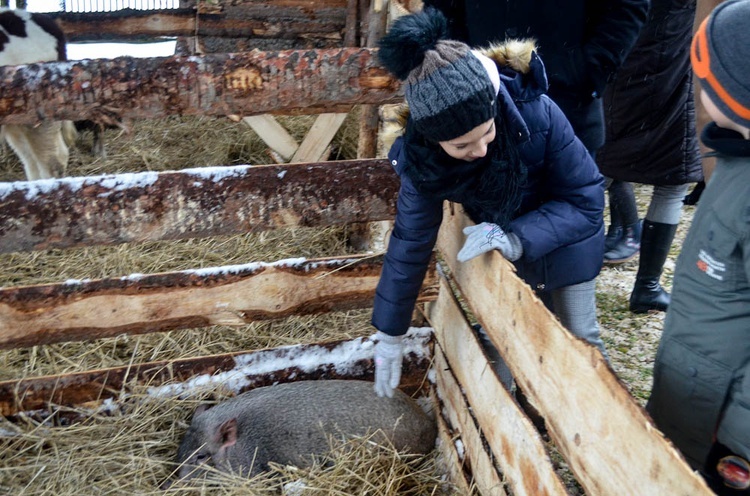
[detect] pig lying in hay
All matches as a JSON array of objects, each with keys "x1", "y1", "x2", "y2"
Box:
[{"x1": 163, "y1": 380, "x2": 437, "y2": 487}]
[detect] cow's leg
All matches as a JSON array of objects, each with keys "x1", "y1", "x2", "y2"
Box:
[{"x1": 3, "y1": 122, "x2": 68, "y2": 180}]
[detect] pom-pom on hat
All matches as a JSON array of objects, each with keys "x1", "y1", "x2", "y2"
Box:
[
  {"x1": 691, "y1": 0, "x2": 750, "y2": 128},
  {"x1": 378, "y1": 8, "x2": 497, "y2": 142}
]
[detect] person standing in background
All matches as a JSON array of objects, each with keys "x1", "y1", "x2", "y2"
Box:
[
  {"x1": 597, "y1": 0, "x2": 704, "y2": 313},
  {"x1": 646, "y1": 2, "x2": 750, "y2": 493},
  {"x1": 423, "y1": 0, "x2": 650, "y2": 267}
]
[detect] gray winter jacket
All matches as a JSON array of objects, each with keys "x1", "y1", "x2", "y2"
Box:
[{"x1": 647, "y1": 124, "x2": 750, "y2": 468}]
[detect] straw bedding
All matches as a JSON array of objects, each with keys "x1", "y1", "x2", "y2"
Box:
[{"x1": 0, "y1": 111, "x2": 696, "y2": 494}]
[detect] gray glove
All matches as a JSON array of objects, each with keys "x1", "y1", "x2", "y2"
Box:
[
  {"x1": 373, "y1": 331, "x2": 404, "y2": 398},
  {"x1": 457, "y1": 222, "x2": 523, "y2": 263}
]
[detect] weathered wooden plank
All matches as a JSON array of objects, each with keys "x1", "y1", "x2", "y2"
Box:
[
  {"x1": 429, "y1": 278, "x2": 566, "y2": 496},
  {"x1": 436, "y1": 410, "x2": 476, "y2": 496},
  {"x1": 0, "y1": 330, "x2": 434, "y2": 420},
  {"x1": 47, "y1": 4, "x2": 347, "y2": 42},
  {"x1": 242, "y1": 115, "x2": 300, "y2": 161},
  {"x1": 433, "y1": 346, "x2": 508, "y2": 495},
  {"x1": 0, "y1": 160, "x2": 398, "y2": 253},
  {"x1": 356, "y1": 0, "x2": 388, "y2": 159},
  {"x1": 290, "y1": 113, "x2": 348, "y2": 163},
  {"x1": 0, "y1": 48, "x2": 400, "y2": 125},
  {"x1": 0, "y1": 254, "x2": 438, "y2": 349},
  {"x1": 436, "y1": 205, "x2": 714, "y2": 496}
]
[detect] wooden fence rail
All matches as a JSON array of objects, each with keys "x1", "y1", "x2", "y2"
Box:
[
  {"x1": 46, "y1": 4, "x2": 348, "y2": 42},
  {"x1": 0, "y1": 160, "x2": 398, "y2": 253},
  {"x1": 433, "y1": 206, "x2": 713, "y2": 496},
  {"x1": 0, "y1": 48, "x2": 399, "y2": 126},
  {"x1": 0, "y1": 331, "x2": 434, "y2": 419},
  {"x1": 0, "y1": 254, "x2": 437, "y2": 349}
]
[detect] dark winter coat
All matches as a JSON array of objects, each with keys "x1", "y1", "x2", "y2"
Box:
[
  {"x1": 372, "y1": 43, "x2": 605, "y2": 336},
  {"x1": 423, "y1": 0, "x2": 649, "y2": 152},
  {"x1": 646, "y1": 124, "x2": 750, "y2": 468},
  {"x1": 598, "y1": 0, "x2": 703, "y2": 185}
]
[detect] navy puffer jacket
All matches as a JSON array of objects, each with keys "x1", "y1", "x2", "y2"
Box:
[{"x1": 372, "y1": 45, "x2": 605, "y2": 336}]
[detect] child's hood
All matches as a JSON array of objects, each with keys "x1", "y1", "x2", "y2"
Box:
[
  {"x1": 482, "y1": 39, "x2": 548, "y2": 100},
  {"x1": 381, "y1": 39, "x2": 544, "y2": 150}
]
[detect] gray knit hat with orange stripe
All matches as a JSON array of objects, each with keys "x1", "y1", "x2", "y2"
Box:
[
  {"x1": 377, "y1": 8, "x2": 497, "y2": 142},
  {"x1": 692, "y1": 0, "x2": 750, "y2": 128}
]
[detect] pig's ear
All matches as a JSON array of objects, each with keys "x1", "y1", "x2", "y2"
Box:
[
  {"x1": 192, "y1": 404, "x2": 210, "y2": 420},
  {"x1": 218, "y1": 418, "x2": 238, "y2": 448}
]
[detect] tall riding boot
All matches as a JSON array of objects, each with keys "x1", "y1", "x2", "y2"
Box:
[{"x1": 629, "y1": 220, "x2": 678, "y2": 313}]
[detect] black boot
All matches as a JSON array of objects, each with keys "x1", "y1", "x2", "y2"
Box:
[
  {"x1": 604, "y1": 220, "x2": 641, "y2": 264},
  {"x1": 605, "y1": 223, "x2": 623, "y2": 252},
  {"x1": 629, "y1": 220, "x2": 678, "y2": 313}
]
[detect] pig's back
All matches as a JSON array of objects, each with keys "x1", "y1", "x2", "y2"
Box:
[{"x1": 231, "y1": 380, "x2": 436, "y2": 469}]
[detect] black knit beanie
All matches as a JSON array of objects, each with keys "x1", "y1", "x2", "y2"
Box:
[{"x1": 377, "y1": 8, "x2": 497, "y2": 142}]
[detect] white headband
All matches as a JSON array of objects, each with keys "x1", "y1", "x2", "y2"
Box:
[{"x1": 472, "y1": 50, "x2": 501, "y2": 96}]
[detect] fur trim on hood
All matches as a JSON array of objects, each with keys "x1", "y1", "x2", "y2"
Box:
[{"x1": 380, "y1": 39, "x2": 538, "y2": 151}]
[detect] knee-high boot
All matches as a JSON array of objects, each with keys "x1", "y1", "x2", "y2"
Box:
[{"x1": 629, "y1": 220, "x2": 678, "y2": 313}]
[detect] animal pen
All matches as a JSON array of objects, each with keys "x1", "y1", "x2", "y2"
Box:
[{"x1": 0, "y1": 1, "x2": 716, "y2": 494}]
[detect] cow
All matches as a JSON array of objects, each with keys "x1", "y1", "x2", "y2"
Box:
[{"x1": 0, "y1": 8, "x2": 76, "y2": 180}]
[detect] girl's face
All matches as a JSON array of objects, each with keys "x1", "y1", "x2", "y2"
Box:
[{"x1": 439, "y1": 119, "x2": 496, "y2": 161}]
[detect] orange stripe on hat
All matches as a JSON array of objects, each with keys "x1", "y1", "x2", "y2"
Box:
[{"x1": 692, "y1": 16, "x2": 750, "y2": 120}]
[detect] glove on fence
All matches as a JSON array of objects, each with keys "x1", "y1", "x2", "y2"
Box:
[
  {"x1": 457, "y1": 222, "x2": 523, "y2": 263},
  {"x1": 373, "y1": 331, "x2": 404, "y2": 398}
]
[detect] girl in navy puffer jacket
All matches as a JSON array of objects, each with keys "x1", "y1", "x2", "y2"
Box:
[{"x1": 370, "y1": 9, "x2": 606, "y2": 398}]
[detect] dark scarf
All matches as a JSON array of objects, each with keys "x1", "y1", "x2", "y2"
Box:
[
  {"x1": 402, "y1": 117, "x2": 527, "y2": 229},
  {"x1": 701, "y1": 123, "x2": 750, "y2": 158}
]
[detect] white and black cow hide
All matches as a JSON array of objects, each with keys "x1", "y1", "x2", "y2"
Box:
[{"x1": 0, "y1": 8, "x2": 76, "y2": 180}]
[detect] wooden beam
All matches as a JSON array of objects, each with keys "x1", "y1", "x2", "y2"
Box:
[
  {"x1": 433, "y1": 347, "x2": 508, "y2": 495},
  {"x1": 242, "y1": 115, "x2": 300, "y2": 161},
  {"x1": 0, "y1": 48, "x2": 400, "y2": 125},
  {"x1": 0, "y1": 330, "x2": 434, "y2": 420},
  {"x1": 48, "y1": 4, "x2": 347, "y2": 42},
  {"x1": 429, "y1": 278, "x2": 566, "y2": 496},
  {"x1": 436, "y1": 205, "x2": 714, "y2": 496},
  {"x1": 0, "y1": 160, "x2": 398, "y2": 253},
  {"x1": 291, "y1": 113, "x2": 349, "y2": 163},
  {"x1": 435, "y1": 411, "x2": 475, "y2": 496},
  {"x1": 357, "y1": 0, "x2": 389, "y2": 159},
  {"x1": 0, "y1": 254, "x2": 438, "y2": 349}
]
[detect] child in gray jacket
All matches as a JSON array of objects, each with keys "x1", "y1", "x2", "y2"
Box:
[{"x1": 646, "y1": 1, "x2": 750, "y2": 494}]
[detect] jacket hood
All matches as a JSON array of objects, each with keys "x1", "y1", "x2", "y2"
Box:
[{"x1": 381, "y1": 39, "x2": 545, "y2": 150}]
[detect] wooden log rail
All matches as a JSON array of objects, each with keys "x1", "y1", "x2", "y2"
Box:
[
  {"x1": 0, "y1": 47, "x2": 400, "y2": 126},
  {"x1": 0, "y1": 160, "x2": 398, "y2": 253},
  {"x1": 0, "y1": 331, "x2": 434, "y2": 420},
  {"x1": 432, "y1": 205, "x2": 714, "y2": 495},
  {"x1": 0, "y1": 254, "x2": 438, "y2": 349},
  {"x1": 46, "y1": 2, "x2": 348, "y2": 42}
]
